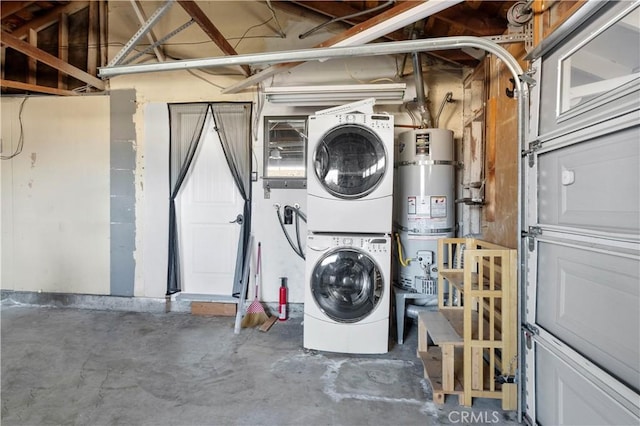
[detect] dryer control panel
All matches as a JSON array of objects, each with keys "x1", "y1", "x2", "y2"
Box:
[
  {"x1": 334, "y1": 113, "x2": 393, "y2": 130},
  {"x1": 325, "y1": 236, "x2": 389, "y2": 253}
]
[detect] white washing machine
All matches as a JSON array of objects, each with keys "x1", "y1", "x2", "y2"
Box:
[
  {"x1": 307, "y1": 113, "x2": 394, "y2": 233},
  {"x1": 303, "y1": 233, "x2": 391, "y2": 354}
]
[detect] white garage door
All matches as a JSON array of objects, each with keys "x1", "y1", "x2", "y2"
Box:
[{"x1": 523, "y1": 2, "x2": 640, "y2": 424}]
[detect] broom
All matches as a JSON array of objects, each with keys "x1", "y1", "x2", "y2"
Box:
[{"x1": 241, "y1": 242, "x2": 269, "y2": 328}]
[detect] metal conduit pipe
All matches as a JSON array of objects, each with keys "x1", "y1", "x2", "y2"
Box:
[{"x1": 435, "y1": 91, "x2": 454, "y2": 128}]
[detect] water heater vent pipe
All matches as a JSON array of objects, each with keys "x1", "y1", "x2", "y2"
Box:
[{"x1": 411, "y1": 35, "x2": 432, "y2": 128}]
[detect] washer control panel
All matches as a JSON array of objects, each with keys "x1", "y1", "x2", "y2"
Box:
[{"x1": 366, "y1": 237, "x2": 389, "y2": 253}]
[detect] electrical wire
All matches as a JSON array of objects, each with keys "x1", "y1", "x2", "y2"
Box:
[
  {"x1": 265, "y1": 0, "x2": 286, "y2": 38},
  {"x1": 276, "y1": 205, "x2": 304, "y2": 259},
  {"x1": 186, "y1": 69, "x2": 225, "y2": 89},
  {"x1": 294, "y1": 209, "x2": 304, "y2": 260},
  {"x1": 298, "y1": 0, "x2": 395, "y2": 39},
  {"x1": 233, "y1": 16, "x2": 274, "y2": 49},
  {"x1": 343, "y1": 62, "x2": 398, "y2": 85},
  {"x1": 275, "y1": 205, "x2": 307, "y2": 260},
  {"x1": 1, "y1": 97, "x2": 28, "y2": 161}
]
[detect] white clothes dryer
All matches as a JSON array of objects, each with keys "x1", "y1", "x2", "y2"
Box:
[
  {"x1": 303, "y1": 233, "x2": 391, "y2": 354},
  {"x1": 307, "y1": 113, "x2": 394, "y2": 233}
]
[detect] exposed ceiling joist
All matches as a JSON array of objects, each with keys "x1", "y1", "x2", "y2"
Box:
[
  {"x1": 1, "y1": 30, "x2": 105, "y2": 90},
  {"x1": 1, "y1": 2, "x2": 35, "y2": 20},
  {"x1": 431, "y1": 7, "x2": 508, "y2": 36},
  {"x1": 87, "y1": 1, "x2": 99, "y2": 76},
  {"x1": 0, "y1": 78, "x2": 79, "y2": 96},
  {"x1": 222, "y1": 0, "x2": 462, "y2": 94},
  {"x1": 177, "y1": 0, "x2": 251, "y2": 77},
  {"x1": 10, "y1": 2, "x2": 88, "y2": 40}
]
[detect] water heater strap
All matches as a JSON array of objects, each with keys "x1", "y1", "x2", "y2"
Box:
[
  {"x1": 394, "y1": 223, "x2": 454, "y2": 235},
  {"x1": 395, "y1": 160, "x2": 459, "y2": 167}
]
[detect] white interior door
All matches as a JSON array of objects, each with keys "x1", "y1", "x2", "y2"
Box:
[
  {"x1": 178, "y1": 114, "x2": 244, "y2": 295},
  {"x1": 523, "y1": 3, "x2": 640, "y2": 424}
]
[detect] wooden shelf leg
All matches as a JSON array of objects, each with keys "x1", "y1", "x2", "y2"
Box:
[
  {"x1": 472, "y1": 346, "x2": 482, "y2": 390},
  {"x1": 442, "y1": 344, "x2": 455, "y2": 392}
]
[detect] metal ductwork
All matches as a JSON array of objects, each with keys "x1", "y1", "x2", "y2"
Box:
[{"x1": 411, "y1": 40, "x2": 432, "y2": 128}]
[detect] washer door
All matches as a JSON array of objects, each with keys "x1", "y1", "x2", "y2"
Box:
[
  {"x1": 311, "y1": 248, "x2": 383, "y2": 323},
  {"x1": 313, "y1": 124, "x2": 387, "y2": 199}
]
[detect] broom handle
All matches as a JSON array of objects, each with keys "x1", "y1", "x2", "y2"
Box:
[{"x1": 255, "y1": 242, "x2": 261, "y2": 299}]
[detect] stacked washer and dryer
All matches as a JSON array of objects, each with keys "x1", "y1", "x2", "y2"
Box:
[{"x1": 304, "y1": 109, "x2": 395, "y2": 354}]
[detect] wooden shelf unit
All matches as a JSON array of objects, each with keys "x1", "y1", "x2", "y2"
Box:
[{"x1": 418, "y1": 238, "x2": 517, "y2": 410}]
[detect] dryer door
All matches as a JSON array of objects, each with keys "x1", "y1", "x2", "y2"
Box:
[
  {"x1": 313, "y1": 124, "x2": 387, "y2": 199},
  {"x1": 310, "y1": 248, "x2": 383, "y2": 323}
]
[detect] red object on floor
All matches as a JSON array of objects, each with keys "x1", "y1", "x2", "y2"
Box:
[{"x1": 279, "y1": 277, "x2": 288, "y2": 321}]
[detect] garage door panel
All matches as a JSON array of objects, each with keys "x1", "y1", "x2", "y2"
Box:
[
  {"x1": 538, "y1": 125, "x2": 640, "y2": 234},
  {"x1": 537, "y1": 2, "x2": 640, "y2": 137},
  {"x1": 535, "y1": 344, "x2": 639, "y2": 426},
  {"x1": 537, "y1": 241, "x2": 640, "y2": 391}
]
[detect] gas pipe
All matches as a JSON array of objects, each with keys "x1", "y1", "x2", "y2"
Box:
[{"x1": 278, "y1": 277, "x2": 288, "y2": 321}]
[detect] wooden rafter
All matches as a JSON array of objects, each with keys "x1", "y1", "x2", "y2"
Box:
[
  {"x1": 87, "y1": 1, "x2": 99, "y2": 76},
  {"x1": 1, "y1": 78, "x2": 79, "y2": 96},
  {"x1": 9, "y1": 2, "x2": 88, "y2": 40},
  {"x1": 430, "y1": 7, "x2": 507, "y2": 36},
  {"x1": 0, "y1": 30, "x2": 105, "y2": 90},
  {"x1": 27, "y1": 28, "x2": 36, "y2": 85},
  {"x1": 58, "y1": 12, "x2": 69, "y2": 89},
  {"x1": 177, "y1": 0, "x2": 251, "y2": 77},
  {"x1": 1, "y1": 1, "x2": 35, "y2": 20}
]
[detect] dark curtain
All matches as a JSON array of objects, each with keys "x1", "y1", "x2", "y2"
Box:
[
  {"x1": 167, "y1": 102, "x2": 253, "y2": 297},
  {"x1": 211, "y1": 103, "x2": 253, "y2": 296}
]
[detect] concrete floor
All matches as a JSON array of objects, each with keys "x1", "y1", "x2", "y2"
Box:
[{"x1": 1, "y1": 303, "x2": 520, "y2": 425}]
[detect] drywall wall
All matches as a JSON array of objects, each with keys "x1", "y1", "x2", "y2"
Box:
[{"x1": 0, "y1": 95, "x2": 110, "y2": 294}]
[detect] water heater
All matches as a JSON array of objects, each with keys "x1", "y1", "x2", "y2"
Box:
[{"x1": 393, "y1": 128, "x2": 455, "y2": 296}]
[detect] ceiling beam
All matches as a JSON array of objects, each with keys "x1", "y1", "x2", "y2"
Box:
[
  {"x1": 58, "y1": 12, "x2": 69, "y2": 89},
  {"x1": 1, "y1": 1, "x2": 35, "y2": 20},
  {"x1": 1, "y1": 79, "x2": 79, "y2": 96},
  {"x1": 87, "y1": 0, "x2": 99, "y2": 76},
  {"x1": 221, "y1": 0, "x2": 462, "y2": 94},
  {"x1": 289, "y1": 1, "x2": 372, "y2": 22},
  {"x1": 1, "y1": 30, "x2": 105, "y2": 90},
  {"x1": 9, "y1": 2, "x2": 89, "y2": 40},
  {"x1": 177, "y1": 0, "x2": 251, "y2": 77},
  {"x1": 430, "y1": 7, "x2": 508, "y2": 36}
]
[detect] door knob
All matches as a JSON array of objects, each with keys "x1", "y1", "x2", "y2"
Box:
[{"x1": 230, "y1": 214, "x2": 243, "y2": 225}]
